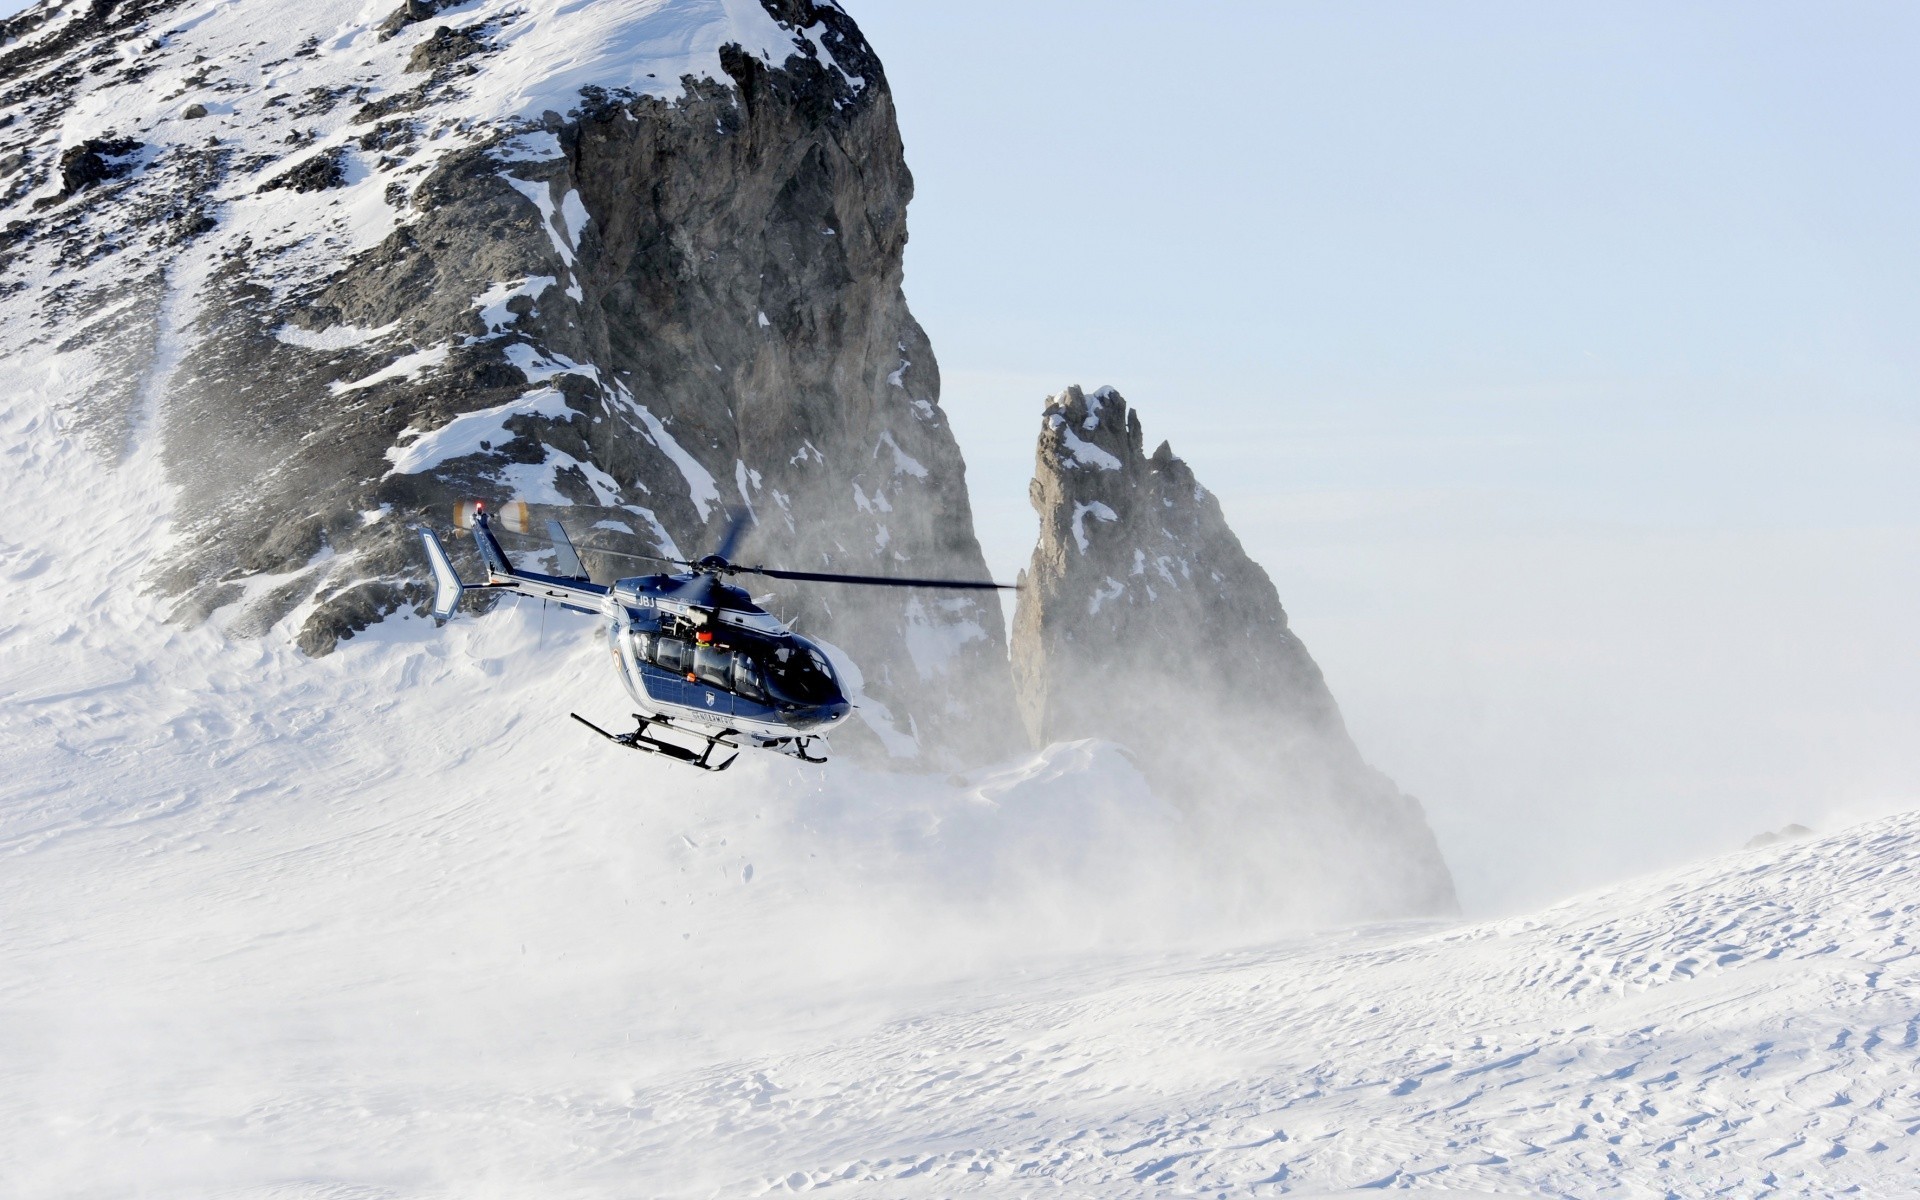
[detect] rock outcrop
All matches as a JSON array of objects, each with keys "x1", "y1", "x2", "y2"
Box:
[
  {"x1": 1012, "y1": 386, "x2": 1457, "y2": 919},
  {"x1": 0, "y1": 0, "x2": 1016, "y2": 766}
]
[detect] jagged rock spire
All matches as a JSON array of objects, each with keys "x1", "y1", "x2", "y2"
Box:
[
  {"x1": 1012, "y1": 384, "x2": 1345, "y2": 746},
  {"x1": 1012, "y1": 385, "x2": 1457, "y2": 919}
]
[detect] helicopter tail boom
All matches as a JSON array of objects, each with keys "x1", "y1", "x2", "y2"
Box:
[
  {"x1": 463, "y1": 506, "x2": 517, "y2": 579},
  {"x1": 451, "y1": 503, "x2": 612, "y2": 616}
]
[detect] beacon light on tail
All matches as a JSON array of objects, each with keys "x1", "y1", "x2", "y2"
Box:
[
  {"x1": 413, "y1": 502, "x2": 1018, "y2": 770},
  {"x1": 453, "y1": 498, "x2": 532, "y2": 534}
]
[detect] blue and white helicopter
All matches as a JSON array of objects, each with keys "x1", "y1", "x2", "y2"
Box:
[{"x1": 417, "y1": 501, "x2": 1014, "y2": 771}]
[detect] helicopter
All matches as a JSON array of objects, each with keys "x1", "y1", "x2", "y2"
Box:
[{"x1": 415, "y1": 500, "x2": 1016, "y2": 771}]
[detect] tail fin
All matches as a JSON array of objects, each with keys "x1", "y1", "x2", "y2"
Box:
[
  {"x1": 416, "y1": 527, "x2": 466, "y2": 624},
  {"x1": 546, "y1": 519, "x2": 589, "y2": 580}
]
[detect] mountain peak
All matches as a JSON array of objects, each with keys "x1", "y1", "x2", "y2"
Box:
[{"x1": 1012, "y1": 383, "x2": 1457, "y2": 919}]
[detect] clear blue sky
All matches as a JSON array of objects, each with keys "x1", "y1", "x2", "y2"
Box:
[{"x1": 848, "y1": 0, "x2": 1920, "y2": 910}]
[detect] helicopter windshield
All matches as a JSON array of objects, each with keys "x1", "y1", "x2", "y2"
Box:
[{"x1": 764, "y1": 643, "x2": 838, "y2": 705}]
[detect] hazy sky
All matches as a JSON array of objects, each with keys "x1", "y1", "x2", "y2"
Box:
[{"x1": 845, "y1": 0, "x2": 1920, "y2": 911}]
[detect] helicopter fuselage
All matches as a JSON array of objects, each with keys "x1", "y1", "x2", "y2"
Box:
[{"x1": 604, "y1": 575, "x2": 852, "y2": 746}]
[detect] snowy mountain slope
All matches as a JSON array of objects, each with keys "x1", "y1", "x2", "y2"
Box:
[
  {"x1": 681, "y1": 817, "x2": 1920, "y2": 1196},
  {"x1": 3, "y1": 381, "x2": 1915, "y2": 1195},
  {"x1": 0, "y1": 0, "x2": 1018, "y2": 765},
  {"x1": 0, "y1": 367, "x2": 1213, "y2": 1194},
  {"x1": 9, "y1": 558, "x2": 1917, "y2": 1200}
]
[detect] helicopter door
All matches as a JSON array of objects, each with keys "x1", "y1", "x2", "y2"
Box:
[
  {"x1": 690, "y1": 644, "x2": 737, "y2": 717},
  {"x1": 635, "y1": 634, "x2": 698, "y2": 710}
]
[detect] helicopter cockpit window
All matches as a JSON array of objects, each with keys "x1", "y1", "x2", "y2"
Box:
[
  {"x1": 628, "y1": 632, "x2": 655, "y2": 663},
  {"x1": 649, "y1": 636, "x2": 689, "y2": 674},
  {"x1": 693, "y1": 644, "x2": 732, "y2": 689},
  {"x1": 764, "y1": 643, "x2": 837, "y2": 705}
]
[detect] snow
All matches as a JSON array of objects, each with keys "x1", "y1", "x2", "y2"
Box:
[
  {"x1": 473, "y1": 276, "x2": 557, "y2": 334},
  {"x1": 1085, "y1": 383, "x2": 1115, "y2": 428},
  {"x1": 502, "y1": 173, "x2": 583, "y2": 300},
  {"x1": 431, "y1": 0, "x2": 865, "y2": 120},
  {"x1": 901, "y1": 595, "x2": 988, "y2": 681},
  {"x1": 274, "y1": 322, "x2": 398, "y2": 352},
  {"x1": 384, "y1": 387, "x2": 575, "y2": 475},
  {"x1": 500, "y1": 181, "x2": 586, "y2": 301},
  {"x1": 495, "y1": 444, "x2": 623, "y2": 505},
  {"x1": 4, "y1": 334, "x2": 1920, "y2": 1196},
  {"x1": 852, "y1": 480, "x2": 892, "y2": 514},
  {"x1": 492, "y1": 130, "x2": 565, "y2": 163},
  {"x1": 560, "y1": 188, "x2": 592, "y2": 250},
  {"x1": 621, "y1": 502, "x2": 683, "y2": 558},
  {"x1": 1071, "y1": 498, "x2": 1117, "y2": 552},
  {"x1": 814, "y1": 635, "x2": 920, "y2": 758},
  {"x1": 1050, "y1": 411, "x2": 1123, "y2": 470},
  {"x1": 567, "y1": 816, "x2": 1920, "y2": 1194},
  {"x1": 1087, "y1": 574, "x2": 1126, "y2": 614},
  {"x1": 613, "y1": 383, "x2": 721, "y2": 521},
  {"x1": 503, "y1": 340, "x2": 599, "y2": 383},
  {"x1": 875, "y1": 429, "x2": 929, "y2": 477},
  {"x1": 329, "y1": 343, "x2": 451, "y2": 394},
  {"x1": 733, "y1": 458, "x2": 759, "y2": 518}
]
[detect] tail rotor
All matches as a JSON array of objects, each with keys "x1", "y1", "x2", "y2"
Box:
[{"x1": 454, "y1": 498, "x2": 532, "y2": 534}]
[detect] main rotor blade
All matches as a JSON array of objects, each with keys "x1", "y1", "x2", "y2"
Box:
[
  {"x1": 664, "y1": 572, "x2": 721, "y2": 607},
  {"x1": 710, "y1": 505, "x2": 755, "y2": 564},
  {"x1": 736, "y1": 565, "x2": 1018, "y2": 591},
  {"x1": 576, "y1": 545, "x2": 689, "y2": 570},
  {"x1": 490, "y1": 527, "x2": 688, "y2": 571}
]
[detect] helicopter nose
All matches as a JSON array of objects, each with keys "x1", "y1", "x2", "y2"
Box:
[{"x1": 785, "y1": 700, "x2": 851, "y2": 731}]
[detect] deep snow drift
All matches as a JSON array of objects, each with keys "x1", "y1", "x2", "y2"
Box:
[{"x1": 5, "y1": 382, "x2": 1919, "y2": 1196}]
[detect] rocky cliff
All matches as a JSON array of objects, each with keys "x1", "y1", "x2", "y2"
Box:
[
  {"x1": 1011, "y1": 386, "x2": 1456, "y2": 918},
  {"x1": 0, "y1": 0, "x2": 1015, "y2": 765}
]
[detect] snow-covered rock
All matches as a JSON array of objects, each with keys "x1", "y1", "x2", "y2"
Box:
[
  {"x1": 0, "y1": 0, "x2": 1015, "y2": 766},
  {"x1": 1012, "y1": 385, "x2": 1456, "y2": 919}
]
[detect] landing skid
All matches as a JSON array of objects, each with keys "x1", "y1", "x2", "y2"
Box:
[
  {"x1": 761, "y1": 735, "x2": 829, "y2": 764},
  {"x1": 570, "y1": 712, "x2": 741, "y2": 772}
]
